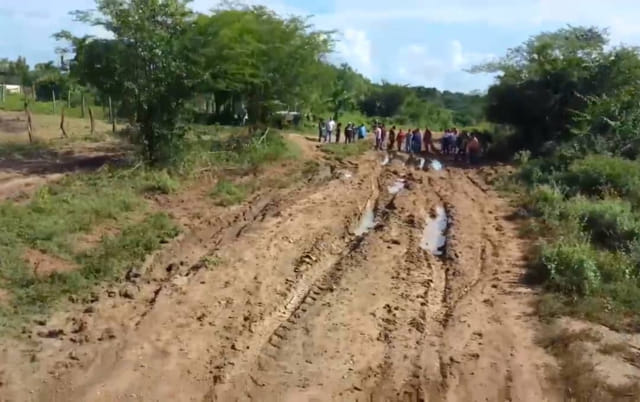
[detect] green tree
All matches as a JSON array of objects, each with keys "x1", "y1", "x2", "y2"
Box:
[
  {"x1": 474, "y1": 26, "x2": 608, "y2": 153},
  {"x1": 67, "y1": 0, "x2": 199, "y2": 165},
  {"x1": 191, "y1": 5, "x2": 332, "y2": 122}
]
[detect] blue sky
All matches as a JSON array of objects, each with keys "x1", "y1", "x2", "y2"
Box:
[{"x1": 3, "y1": 0, "x2": 640, "y2": 92}]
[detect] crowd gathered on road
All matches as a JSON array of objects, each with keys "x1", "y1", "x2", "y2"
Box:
[{"x1": 317, "y1": 118, "x2": 484, "y2": 164}]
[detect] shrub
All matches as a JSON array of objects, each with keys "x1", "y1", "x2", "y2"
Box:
[
  {"x1": 539, "y1": 242, "x2": 601, "y2": 296},
  {"x1": 561, "y1": 155, "x2": 640, "y2": 199},
  {"x1": 524, "y1": 185, "x2": 565, "y2": 219},
  {"x1": 563, "y1": 197, "x2": 640, "y2": 250}
]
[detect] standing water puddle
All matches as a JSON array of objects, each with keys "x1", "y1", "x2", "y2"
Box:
[
  {"x1": 430, "y1": 159, "x2": 443, "y2": 171},
  {"x1": 355, "y1": 199, "x2": 376, "y2": 236},
  {"x1": 420, "y1": 206, "x2": 448, "y2": 255},
  {"x1": 388, "y1": 179, "x2": 406, "y2": 194},
  {"x1": 417, "y1": 158, "x2": 426, "y2": 170}
]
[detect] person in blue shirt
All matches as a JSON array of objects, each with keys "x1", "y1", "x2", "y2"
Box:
[
  {"x1": 412, "y1": 129, "x2": 423, "y2": 154},
  {"x1": 358, "y1": 123, "x2": 367, "y2": 140}
]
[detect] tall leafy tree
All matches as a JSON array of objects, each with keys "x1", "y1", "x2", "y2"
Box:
[{"x1": 67, "y1": 0, "x2": 199, "y2": 165}]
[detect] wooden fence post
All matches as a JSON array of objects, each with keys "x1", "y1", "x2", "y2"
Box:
[
  {"x1": 67, "y1": 89, "x2": 71, "y2": 109},
  {"x1": 52, "y1": 89, "x2": 56, "y2": 113},
  {"x1": 32, "y1": 84, "x2": 36, "y2": 101},
  {"x1": 81, "y1": 94, "x2": 86, "y2": 118},
  {"x1": 24, "y1": 101, "x2": 33, "y2": 144},
  {"x1": 60, "y1": 107, "x2": 68, "y2": 138},
  {"x1": 88, "y1": 106, "x2": 95, "y2": 136},
  {"x1": 108, "y1": 96, "x2": 115, "y2": 133}
]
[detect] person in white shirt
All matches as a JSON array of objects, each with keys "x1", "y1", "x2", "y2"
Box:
[{"x1": 326, "y1": 118, "x2": 336, "y2": 143}]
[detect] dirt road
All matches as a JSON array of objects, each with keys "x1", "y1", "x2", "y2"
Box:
[{"x1": 0, "y1": 139, "x2": 558, "y2": 401}]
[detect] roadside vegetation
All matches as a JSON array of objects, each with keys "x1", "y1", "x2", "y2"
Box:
[{"x1": 480, "y1": 27, "x2": 640, "y2": 332}]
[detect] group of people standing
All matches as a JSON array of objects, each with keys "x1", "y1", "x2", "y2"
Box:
[
  {"x1": 318, "y1": 118, "x2": 367, "y2": 144},
  {"x1": 317, "y1": 118, "x2": 483, "y2": 164}
]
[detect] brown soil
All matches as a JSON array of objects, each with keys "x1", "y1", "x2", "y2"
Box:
[
  {"x1": 24, "y1": 249, "x2": 80, "y2": 278},
  {"x1": 0, "y1": 138, "x2": 571, "y2": 401}
]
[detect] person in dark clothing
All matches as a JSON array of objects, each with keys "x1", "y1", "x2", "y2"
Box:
[
  {"x1": 318, "y1": 119, "x2": 325, "y2": 143},
  {"x1": 336, "y1": 122, "x2": 342, "y2": 144},
  {"x1": 388, "y1": 126, "x2": 396, "y2": 151},
  {"x1": 455, "y1": 132, "x2": 468, "y2": 162},
  {"x1": 423, "y1": 127, "x2": 433, "y2": 154},
  {"x1": 345, "y1": 123, "x2": 353, "y2": 144}
]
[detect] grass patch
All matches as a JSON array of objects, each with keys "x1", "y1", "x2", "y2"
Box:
[
  {"x1": 1, "y1": 93, "x2": 106, "y2": 120},
  {"x1": 0, "y1": 164, "x2": 186, "y2": 329},
  {"x1": 321, "y1": 140, "x2": 371, "y2": 161},
  {"x1": 0, "y1": 213, "x2": 177, "y2": 323},
  {"x1": 210, "y1": 180, "x2": 251, "y2": 206}
]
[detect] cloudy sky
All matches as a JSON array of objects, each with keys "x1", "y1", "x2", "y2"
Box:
[{"x1": 3, "y1": 0, "x2": 640, "y2": 92}]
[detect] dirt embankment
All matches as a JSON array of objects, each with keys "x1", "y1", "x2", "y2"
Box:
[{"x1": 0, "y1": 140, "x2": 561, "y2": 401}]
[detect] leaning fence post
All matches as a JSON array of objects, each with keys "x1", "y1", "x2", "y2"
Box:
[
  {"x1": 108, "y1": 96, "x2": 115, "y2": 133},
  {"x1": 24, "y1": 101, "x2": 33, "y2": 144},
  {"x1": 52, "y1": 89, "x2": 56, "y2": 113},
  {"x1": 88, "y1": 106, "x2": 95, "y2": 136}
]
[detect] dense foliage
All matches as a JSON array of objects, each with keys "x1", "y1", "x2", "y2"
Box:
[{"x1": 488, "y1": 27, "x2": 640, "y2": 329}]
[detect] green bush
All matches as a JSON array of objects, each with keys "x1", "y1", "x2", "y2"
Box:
[
  {"x1": 563, "y1": 197, "x2": 640, "y2": 250},
  {"x1": 524, "y1": 185, "x2": 565, "y2": 219},
  {"x1": 561, "y1": 155, "x2": 640, "y2": 199},
  {"x1": 539, "y1": 242, "x2": 601, "y2": 296}
]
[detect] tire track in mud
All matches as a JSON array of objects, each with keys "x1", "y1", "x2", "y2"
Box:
[
  {"x1": 426, "y1": 166, "x2": 556, "y2": 402},
  {"x1": 212, "y1": 159, "x2": 450, "y2": 401},
  {"x1": 134, "y1": 194, "x2": 287, "y2": 327},
  {"x1": 206, "y1": 170, "x2": 391, "y2": 398}
]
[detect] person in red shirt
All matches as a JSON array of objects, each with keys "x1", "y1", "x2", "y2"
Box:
[{"x1": 396, "y1": 129, "x2": 406, "y2": 152}]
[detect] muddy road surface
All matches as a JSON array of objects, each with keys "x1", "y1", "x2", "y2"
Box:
[{"x1": 1, "y1": 142, "x2": 558, "y2": 401}]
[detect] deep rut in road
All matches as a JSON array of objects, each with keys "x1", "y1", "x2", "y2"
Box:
[{"x1": 0, "y1": 147, "x2": 559, "y2": 402}]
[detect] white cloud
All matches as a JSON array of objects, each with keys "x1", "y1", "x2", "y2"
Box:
[
  {"x1": 334, "y1": 29, "x2": 374, "y2": 76},
  {"x1": 396, "y1": 41, "x2": 494, "y2": 90}
]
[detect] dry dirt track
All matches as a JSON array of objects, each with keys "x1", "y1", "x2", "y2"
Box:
[{"x1": 0, "y1": 138, "x2": 559, "y2": 402}]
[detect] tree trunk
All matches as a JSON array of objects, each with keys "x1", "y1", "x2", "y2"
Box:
[
  {"x1": 67, "y1": 89, "x2": 71, "y2": 109},
  {"x1": 60, "y1": 107, "x2": 68, "y2": 138},
  {"x1": 81, "y1": 94, "x2": 86, "y2": 118},
  {"x1": 24, "y1": 102, "x2": 33, "y2": 144},
  {"x1": 88, "y1": 107, "x2": 95, "y2": 136},
  {"x1": 52, "y1": 89, "x2": 56, "y2": 113},
  {"x1": 32, "y1": 84, "x2": 36, "y2": 101},
  {"x1": 108, "y1": 96, "x2": 115, "y2": 133},
  {"x1": 0, "y1": 84, "x2": 4, "y2": 104}
]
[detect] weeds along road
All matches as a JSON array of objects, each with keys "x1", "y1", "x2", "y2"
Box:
[{"x1": 2, "y1": 137, "x2": 559, "y2": 401}]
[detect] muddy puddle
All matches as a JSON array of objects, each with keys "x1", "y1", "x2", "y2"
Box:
[
  {"x1": 355, "y1": 199, "x2": 376, "y2": 236},
  {"x1": 387, "y1": 179, "x2": 405, "y2": 194},
  {"x1": 417, "y1": 157, "x2": 426, "y2": 170},
  {"x1": 430, "y1": 159, "x2": 443, "y2": 171},
  {"x1": 420, "y1": 206, "x2": 448, "y2": 255}
]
